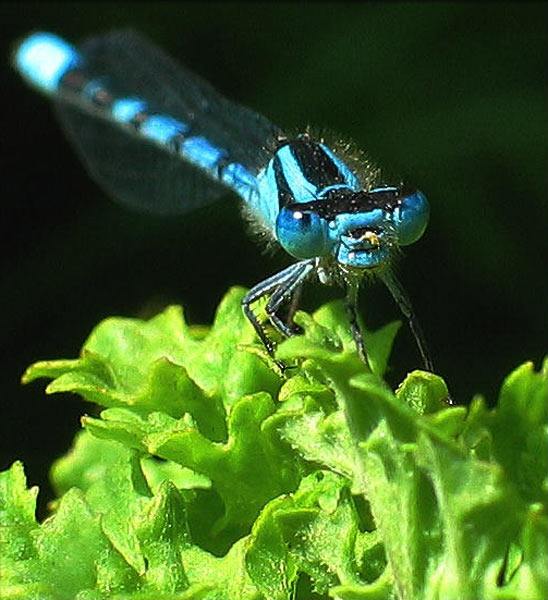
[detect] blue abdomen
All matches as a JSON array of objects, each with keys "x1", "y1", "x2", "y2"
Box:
[{"x1": 13, "y1": 31, "x2": 281, "y2": 216}]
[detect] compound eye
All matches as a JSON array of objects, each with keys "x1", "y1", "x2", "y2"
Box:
[
  {"x1": 275, "y1": 206, "x2": 331, "y2": 258},
  {"x1": 394, "y1": 190, "x2": 430, "y2": 246}
]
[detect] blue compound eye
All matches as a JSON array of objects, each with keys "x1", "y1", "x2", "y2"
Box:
[
  {"x1": 394, "y1": 190, "x2": 430, "y2": 246},
  {"x1": 275, "y1": 206, "x2": 331, "y2": 259}
]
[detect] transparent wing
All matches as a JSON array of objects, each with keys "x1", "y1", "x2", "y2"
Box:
[{"x1": 54, "y1": 30, "x2": 282, "y2": 215}]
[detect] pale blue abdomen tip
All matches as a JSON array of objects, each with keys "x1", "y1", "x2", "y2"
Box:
[{"x1": 14, "y1": 32, "x2": 80, "y2": 93}]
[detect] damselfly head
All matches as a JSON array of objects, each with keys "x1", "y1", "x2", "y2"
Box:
[
  {"x1": 275, "y1": 185, "x2": 429, "y2": 268},
  {"x1": 338, "y1": 186, "x2": 430, "y2": 268},
  {"x1": 335, "y1": 186, "x2": 430, "y2": 265}
]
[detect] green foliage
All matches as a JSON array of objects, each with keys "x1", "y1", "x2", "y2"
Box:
[{"x1": 2, "y1": 287, "x2": 546, "y2": 599}]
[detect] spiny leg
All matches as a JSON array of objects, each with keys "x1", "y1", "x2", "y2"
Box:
[
  {"x1": 345, "y1": 280, "x2": 370, "y2": 368},
  {"x1": 379, "y1": 268, "x2": 434, "y2": 373},
  {"x1": 242, "y1": 259, "x2": 315, "y2": 360},
  {"x1": 284, "y1": 283, "x2": 304, "y2": 335},
  {"x1": 266, "y1": 261, "x2": 314, "y2": 337},
  {"x1": 242, "y1": 266, "x2": 299, "y2": 355}
]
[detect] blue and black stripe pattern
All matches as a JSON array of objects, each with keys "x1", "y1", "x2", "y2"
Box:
[
  {"x1": 15, "y1": 31, "x2": 279, "y2": 216},
  {"x1": 14, "y1": 30, "x2": 436, "y2": 375}
]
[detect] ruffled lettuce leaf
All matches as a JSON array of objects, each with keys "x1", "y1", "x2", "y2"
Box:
[{"x1": 2, "y1": 287, "x2": 545, "y2": 599}]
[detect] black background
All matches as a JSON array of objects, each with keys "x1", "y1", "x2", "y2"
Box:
[{"x1": 2, "y1": 3, "x2": 547, "y2": 507}]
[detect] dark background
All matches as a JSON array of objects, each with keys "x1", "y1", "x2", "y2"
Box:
[{"x1": 2, "y1": 3, "x2": 547, "y2": 505}]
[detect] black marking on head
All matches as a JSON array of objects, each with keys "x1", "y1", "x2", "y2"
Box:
[
  {"x1": 289, "y1": 140, "x2": 345, "y2": 190},
  {"x1": 289, "y1": 186, "x2": 414, "y2": 221}
]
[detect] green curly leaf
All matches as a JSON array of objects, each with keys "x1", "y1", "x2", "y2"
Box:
[{"x1": 4, "y1": 288, "x2": 546, "y2": 599}]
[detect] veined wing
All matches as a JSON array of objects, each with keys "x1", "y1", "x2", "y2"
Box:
[{"x1": 17, "y1": 30, "x2": 283, "y2": 214}]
